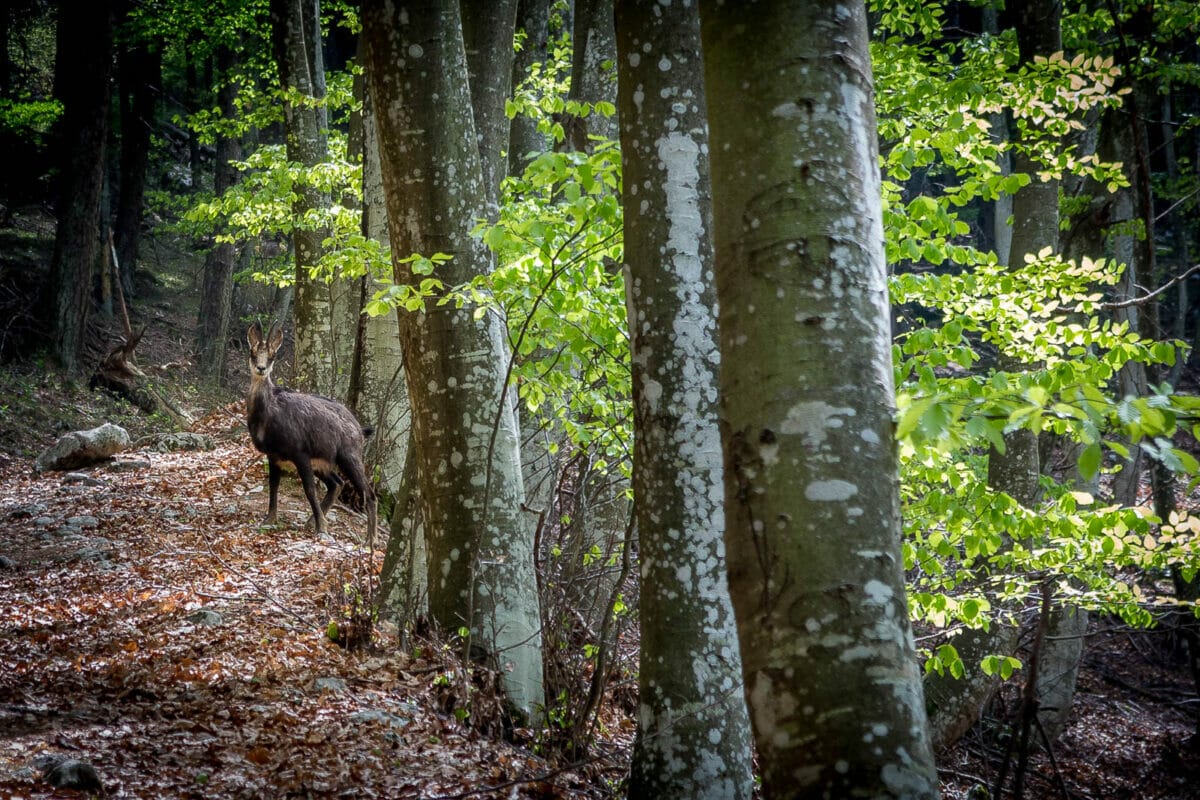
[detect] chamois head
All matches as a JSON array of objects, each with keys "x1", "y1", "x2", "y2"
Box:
[{"x1": 247, "y1": 321, "x2": 283, "y2": 381}]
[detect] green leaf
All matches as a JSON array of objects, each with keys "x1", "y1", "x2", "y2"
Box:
[{"x1": 1078, "y1": 441, "x2": 1102, "y2": 480}]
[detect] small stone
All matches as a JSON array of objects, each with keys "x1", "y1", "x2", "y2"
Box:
[
  {"x1": 62, "y1": 472, "x2": 105, "y2": 486},
  {"x1": 0, "y1": 555, "x2": 15, "y2": 570},
  {"x1": 33, "y1": 516, "x2": 55, "y2": 527},
  {"x1": 140, "y1": 432, "x2": 215, "y2": 453},
  {"x1": 72, "y1": 544, "x2": 115, "y2": 563},
  {"x1": 349, "y1": 708, "x2": 412, "y2": 729},
  {"x1": 313, "y1": 677, "x2": 347, "y2": 693},
  {"x1": 5, "y1": 503, "x2": 48, "y2": 519},
  {"x1": 187, "y1": 608, "x2": 224, "y2": 627},
  {"x1": 109, "y1": 459, "x2": 152, "y2": 472}
]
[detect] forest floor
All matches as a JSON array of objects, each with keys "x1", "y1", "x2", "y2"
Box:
[{"x1": 2, "y1": 211, "x2": 1200, "y2": 798}]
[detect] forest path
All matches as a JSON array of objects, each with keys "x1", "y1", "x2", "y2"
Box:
[{"x1": 0, "y1": 405, "x2": 572, "y2": 799}]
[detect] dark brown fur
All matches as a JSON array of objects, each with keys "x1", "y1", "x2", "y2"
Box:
[{"x1": 245, "y1": 322, "x2": 376, "y2": 538}]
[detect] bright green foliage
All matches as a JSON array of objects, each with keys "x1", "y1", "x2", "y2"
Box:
[
  {"x1": 0, "y1": 98, "x2": 61, "y2": 147},
  {"x1": 179, "y1": 69, "x2": 382, "y2": 289},
  {"x1": 875, "y1": 0, "x2": 1200, "y2": 673},
  {"x1": 874, "y1": 5, "x2": 1128, "y2": 274},
  {"x1": 470, "y1": 140, "x2": 627, "y2": 470},
  {"x1": 505, "y1": 30, "x2": 617, "y2": 156}
]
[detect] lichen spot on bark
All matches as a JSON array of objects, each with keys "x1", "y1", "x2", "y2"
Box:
[
  {"x1": 780, "y1": 401, "x2": 856, "y2": 448},
  {"x1": 863, "y1": 579, "x2": 894, "y2": 606},
  {"x1": 804, "y1": 479, "x2": 858, "y2": 501}
]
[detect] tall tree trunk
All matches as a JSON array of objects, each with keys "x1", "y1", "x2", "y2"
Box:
[
  {"x1": 568, "y1": 0, "x2": 617, "y2": 147},
  {"x1": 364, "y1": 0, "x2": 544, "y2": 722},
  {"x1": 270, "y1": 0, "x2": 332, "y2": 393},
  {"x1": 47, "y1": 0, "x2": 114, "y2": 373},
  {"x1": 113, "y1": 40, "x2": 160, "y2": 299},
  {"x1": 461, "y1": 0, "x2": 518, "y2": 214},
  {"x1": 352, "y1": 51, "x2": 411, "y2": 501},
  {"x1": 699, "y1": 1, "x2": 940, "y2": 796},
  {"x1": 195, "y1": 44, "x2": 243, "y2": 385},
  {"x1": 507, "y1": 0, "x2": 552, "y2": 178},
  {"x1": 617, "y1": 4, "x2": 754, "y2": 797}
]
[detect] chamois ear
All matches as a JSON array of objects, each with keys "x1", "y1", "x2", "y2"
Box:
[
  {"x1": 247, "y1": 322, "x2": 262, "y2": 349},
  {"x1": 267, "y1": 322, "x2": 284, "y2": 354}
]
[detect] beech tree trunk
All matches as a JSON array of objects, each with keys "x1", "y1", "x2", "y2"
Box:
[
  {"x1": 196, "y1": 44, "x2": 242, "y2": 385},
  {"x1": 699, "y1": 1, "x2": 939, "y2": 796},
  {"x1": 47, "y1": 0, "x2": 115, "y2": 373},
  {"x1": 461, "y1": 0, "x2": 517, "y2": 213},
  {"x1": 270, "y1": 0, "x2": 333, "y2": 393},
  {"x1": 567, "y1": 0, "x2": 617, "y2": 147},
  {"x1": 364, "y1": 0, "x2": 544, "y2": 722},
  {"x1": 617, "y1": 4, "x2": 754, "y2": 797},
  {"x1": 507, "y1": 0, "x2": 552, "y2": 177}
]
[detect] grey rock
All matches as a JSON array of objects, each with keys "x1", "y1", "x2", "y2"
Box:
[
  {"x1": 140, "y1": 432, "x2": 214, "y2": 453},
  {"x1": 0, "y1": 555, "x2": 15, "y2": 569},
  {"x1": 5, "y1": 502, "x2": 48, "y2": 519},
  {"x1": 72, "y1": 544, "x2": 115, "y2": 563},
  {"x1": 108, "y1": 458, "x2": 152, "y2": 472},
  {"x1": 187, "y1": 608, "x2": 224, "y2": 627},
  {"x1": 313, "y1": 677, "x2": 347, "y2": 693},
  {"x1": 66, "y1": 516, "x2": 99, "y2": 529},
  {"x1": 35, "y1": 423, "x2": 130, "y2": 472},
  {"x1": 33, "y1": 516, "x2": 55, "y2": 527},
  {"x1": 349, "y1": 708, "x2": 414, "y2": 728},
  {"x1": 62, "y1": 472, "x2": 106, "y2": 486}
]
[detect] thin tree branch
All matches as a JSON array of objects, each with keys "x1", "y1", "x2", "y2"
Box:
[{"x1": 1100, "y1": 264, "x2": 1200, "y2": 310}]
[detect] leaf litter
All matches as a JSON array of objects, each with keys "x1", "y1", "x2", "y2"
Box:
[{"x1": 0, "y1": 406, "x2": 628, "y2": 798}]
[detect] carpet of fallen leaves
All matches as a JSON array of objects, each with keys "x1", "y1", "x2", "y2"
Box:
[
  {"x1": 0, "y1": 406, "x2": 632, "y2": 799},
  {"x1": 937, "y1": 622, "x2": 1200, "y2": 800}
]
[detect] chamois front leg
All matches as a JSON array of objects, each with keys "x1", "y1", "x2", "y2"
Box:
[
  {"x1": 293, "y1": 455, "x2": 328, "y2": 534},
  {"x1": 266, "y1": 459, "x2": 283, "y2": 524}
]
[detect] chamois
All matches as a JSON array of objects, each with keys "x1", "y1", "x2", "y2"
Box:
[{"x1": 245, "y1": 322, "x2": 376, "y2": 540}]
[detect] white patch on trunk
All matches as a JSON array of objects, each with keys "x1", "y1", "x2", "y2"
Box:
[
  {"x1": 780, "y1": 401, "x2": 856, "y2": 448},
  {"x1": 804, "y1": 479, "x2": 858, "y2": 501}
]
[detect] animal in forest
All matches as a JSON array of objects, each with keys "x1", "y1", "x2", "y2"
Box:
[{"x1": 244, "y1": 321, "x2": 377, "y2": 540}]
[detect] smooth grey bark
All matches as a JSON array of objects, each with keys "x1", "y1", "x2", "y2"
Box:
[
  {"x1": 616, "y1": 4, "x2": 753, "y2": 798},
  {"x1": 507, "y1": 0, "x2": 552, "y2": 177},
  {"x1": 270, "y1": 0, "x2": 333, "y2": 393},
  {"x1": 364, "y1": 0, "x2": 543, "y2": 722},
  {"x1": 461, "y1": 0, "x2": 518, "y2": 211},
  {"x1": 358, "y1": 67, "x2": 420, "y2": 631},
  {"x1": 379, "y1": 432, "x2": 427, "y2": 637},
  {"x1": 47, "y1": 0, "x2": 114, "y2": 373},
  {"x1": 568, "y1": 0, "x2": 617, "y2": 147},
  {"x1": 196, "y1": 44, "x2": 242, "y2": 385},
  {"x1": 699, "y1": 1, "x2": 939, "y2": 796},
  {"x1": 356, "y1": 65, "x2": 411, "y2": 498}
]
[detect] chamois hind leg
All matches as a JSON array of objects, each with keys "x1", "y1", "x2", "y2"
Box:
[
  {"x1": 293, "y1": 455, "x2": 328, "y2": 534},
  {"x1": 318, "y1": 471, "x2": 343, "y2": 513},
  {"x1": 338, "y1": 453, "x2": 377, "y2": 545},
  {"x1": 266, "y1": 459, "x2": 283, "y2": 524}
]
